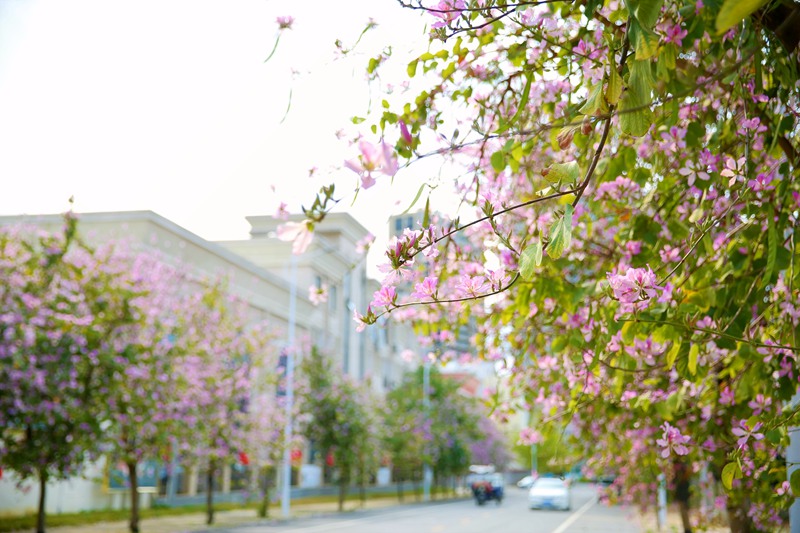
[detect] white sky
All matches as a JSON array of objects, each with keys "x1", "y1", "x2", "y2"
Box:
[{"x1": 0, "y1": 0, "x2": 440, "y2": 245}]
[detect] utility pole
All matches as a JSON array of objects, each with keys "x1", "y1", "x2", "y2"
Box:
[
  {"x1": 281, "y1": 255, "x2": 297, "y2": 518},
  {"x1": 422, "y1": 358, "x2": 432, "y2": 502},
  {"x1": 789, "y1": 392, "x2": 800, "y2": 532}
]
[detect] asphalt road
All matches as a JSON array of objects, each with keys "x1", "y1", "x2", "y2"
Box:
[{"x1": 207, "y1": 483, "x2": 642, "y2": 533}]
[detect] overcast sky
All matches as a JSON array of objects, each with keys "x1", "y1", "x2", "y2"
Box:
[{"x1": 0, "y1": 0, "x2": 435, "y2": 244}]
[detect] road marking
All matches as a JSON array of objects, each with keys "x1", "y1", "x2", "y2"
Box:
[
  {"x1": 551, "y1": 496, "x2": 596, "y2": 533},
  {"x1": 276, "y1": 501, "x2": 462, "y2": 533}
]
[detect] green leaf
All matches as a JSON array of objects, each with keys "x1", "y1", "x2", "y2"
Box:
[
  {"x1": 546, "y1": 161, "x2": 581, "y2": 185},
  {"x1": 634, "y1": 24, "x2": 659, "y2": 60},
  {"x1": 716, "y1": 0, "x2": 769, "y2": 34},
  {"x1": 762, "y1": 214, "x2": 777, "y2": 288},
  {"x1": 497, "y1": 71, "x2": 533, "y2": 134},
  {"x1": 636, "y1": 0, "x2": 663, "y2": 29},
  {"x1": 666, "y1": 340, "x2": 681, "y2": 368},
  {"x1": 490, "y1": 151, "x2": 506, "y2": 172},
  {"x1": 622, "y1": 321, "x2": 637, "y2": 344},
  {"x1": 547, "y1": 204, "x2": 574, "y2": 259},
  {"x1": 607, "y1": 62, "x2": 623, "y2": 105},
  {"x1": 619, "y1": 60, "x2": 654, "y2": 137},
  {"x1": 400, "y1": 183, "x2": 427, "y2": 216},
  {"x1": 721, "y1": 462, "x2": 741, "y2": 491},
  {"x1": 791, "y1": 469, "x2": 800, "y2": 496},
  {"x1": 407, "y1": 59, "x2": 419, "y2": 78},
  {"x1": 519, "y1": 242, "x2": 543, "y2": 281},
  {"x1": 765, "y1": 428, "x2": 782, "y2": 445},
  {"x1": 652, "y1": 325, "x2": 675, "y2": 343},
  {"x1": 580, "y1": 82, "x2": 609, "y2": 116},
  {"x1": 688, "y1": 344, "x2": 699, "y2": 375}
]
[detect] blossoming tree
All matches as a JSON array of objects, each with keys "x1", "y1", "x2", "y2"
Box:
[
  {"x1": 176, "y1": 283, "x2": 277, "y2": 525},
  {"x1": 0, "y1": 217, "x2": 146, "y2": 533},
  {"x1": 283, "y1": 0, "x2": 800, "y2": 530}
]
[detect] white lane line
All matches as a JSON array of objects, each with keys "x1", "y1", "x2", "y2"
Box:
[
  {"x1": 277, "y1": 501, "x2": 462, "y2": 533},
  {"x1": 551, "y1": 496, "x2": 597, "y2": 533}
]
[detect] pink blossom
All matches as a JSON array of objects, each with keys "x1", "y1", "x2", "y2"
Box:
[
  {"x1": 747, "y1": 394, "x2": 772, "y2": 416},
  {"x1": 430, "y1": 0, "x2": 466, "y2": 29},
  {"x1": 656, "y1": 422, "x2": 691, "y2": 458},
  {"x1": 625, "y1": 241, "x2": 642, "y2": 256},
  {"x1": 276, "y1": 16, "x2": 294, "y2": 30},
  {"x1": 276, "y1": 220, "x2": 314, "y2": 255},
  {"x1": 410, "y1": 276, "x2": 438, "y2": 300},
  {"x1": 732, "y1": 420, "x2": 764, "y2": 449},
  {"x1": 371, "y1": 285, "x2": 396, "y2": 308},
  {"x1": 344, "y1": 140, "x2": 398, "y2": 189},
  {"x1": 355, "y1": 233, "x2": 375, "y2": 255},
  {"x1": 455, "y1": 274, "x2": 487, "y2": 298},
  {"x1": 518, "y1": 427, "x2": 543, "y2": 446},
  {"x1": 352, "y1": 309, "x2": 368, "y2": 332},
  {"x1": 607, "y1": 265, "x2": 662, "y2": 306},
  {"x1": 663, "y1": 23, "x2": 688, "y2": 45},
  {"x1": 274, "y1": 202, "x2": 290, "y2": 221},
  {"x1": 308, "y1": 283, "x2": 328, "y2": 306},
  {"x1": 399, "y1": 120, "x2": 413, "y2": 145}
]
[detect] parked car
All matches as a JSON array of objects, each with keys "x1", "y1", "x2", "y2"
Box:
[
  {"x1": 516, "y1": 475, "x2": 535, "y2": 489},
  {"x1": 528, "y1": 477, "x2": 571, "y2": 511}
]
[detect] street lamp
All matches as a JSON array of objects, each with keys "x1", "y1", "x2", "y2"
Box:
[
  {"x1": 280, "y1": 254, "x2": 297, "y2": 518},
  {"x1": 422, "y1": 358, "x2": 432, "y2": 502}
]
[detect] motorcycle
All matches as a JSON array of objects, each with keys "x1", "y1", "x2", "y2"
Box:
[{"x1": 467, "y1": 465, "x2": 504, "y2": 506}]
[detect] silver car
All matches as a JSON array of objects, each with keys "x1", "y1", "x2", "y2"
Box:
[{"x1": 528, "y1": 477, "x2": 571, "y2": 511}]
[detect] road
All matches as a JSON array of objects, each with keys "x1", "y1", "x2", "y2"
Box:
[{"x1": 205, "y1": 483, "x2": 641, "y2": 533}]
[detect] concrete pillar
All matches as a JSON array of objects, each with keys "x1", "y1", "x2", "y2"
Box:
[
  {"x1": 222, "y1": 464, "x2": 231, "y2": 494},
  {"x1": 187, "y1": 465, "x2": 198, "y2": 496}
]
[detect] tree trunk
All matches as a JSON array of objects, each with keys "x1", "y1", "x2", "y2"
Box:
[
  {"x1": 395, "y1": 467, "x2": 403, "y2": 502},
  {"x1": 206, "y1": 459, "x2": 216, "y2": 525},
  {"x1": 726, "y1": 501, "x2": 753, "y2": 533},
  {"x1": 258, "y1": 468, "x2": 270, "y2": 518},
  {"x1": 338, "y1": 478, "x2": 346, "y2": 512},
  {"x1": 127, "y1": 460, "x2": 140, "y2": 533},
  {"x1": 359, "y1": 467, "x2": 366, "y2": 507},
  {"x1": 36, "y1": 471, "x2": 47, "y2": 533}
]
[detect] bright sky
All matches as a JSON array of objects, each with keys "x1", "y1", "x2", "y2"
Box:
[{"x1": 0, "y1": 0, "x2": 437, "y2": 245}]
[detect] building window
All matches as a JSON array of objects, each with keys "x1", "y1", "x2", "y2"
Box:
[{"x1": 328, "y1": 285, "x2": 337, "y2": 314}]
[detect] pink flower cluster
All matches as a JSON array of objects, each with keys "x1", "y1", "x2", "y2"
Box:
[
  {"x1": 607, "y1": 265, "x2": 662, "y2": 309},
  {"x1": 344, "y1": 140, "x2": 398, "y2": 190},
  {"x1": 430, "y1": 0, "x2": 466, "y2": 29},
  {"x1": 656, "y1": 422, "x2": 690, "y2": 458}
]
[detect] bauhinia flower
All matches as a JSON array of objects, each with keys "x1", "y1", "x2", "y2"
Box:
[
  {"x1": 518, "y1": 427, "x2": 543, "y2": 446},
  {"x1": 355, "y1": 232, "x2": 375, "y2": 255},
  {"x1": 731, "y1": 419, "x2": 764, "y2": 449},
  {"x1": 308, "y1": 283, "x2": 328, "y2": 306},
  {"x1": 410, "y1": 276, "x2": 438, "y2": 300},
  {"x1": 276, "y1": 16, "x2": 294, "y2": 30},
  {"x1": 344, "y1": 140, "x2": 398, "y2": 189},
  {"x1": 370, "y1": 285, "x2": 397, "y2": 309},
  {"x1": 276, "y1": 220, "x2": 314, "y2": 255},
  {"x1": 607, "y1": 265, "x2": 662, "y2": 307},
  {"x1": 656, "y1": 422, "x2": 691, "y2": 458}
]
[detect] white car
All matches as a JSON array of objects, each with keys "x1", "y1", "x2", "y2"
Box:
[{"x1": 528, "y1": 477, "x2": 571, "y2": 511}]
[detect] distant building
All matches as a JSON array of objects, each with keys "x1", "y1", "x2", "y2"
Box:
[{"x1": 0, "y1": 210, "x2": 415, "y2": 516}]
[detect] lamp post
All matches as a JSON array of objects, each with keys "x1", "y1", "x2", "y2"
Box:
[
  {"x1": 280, "y1": 254, "x2": 297, "y2": 518},
  {"x1": 422, "y1": 358, "x2": 432, "y2": 502}
]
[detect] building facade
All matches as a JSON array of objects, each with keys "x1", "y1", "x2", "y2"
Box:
[{"x1": 0, "y1": 210, "x2": 416, "y2": 516}]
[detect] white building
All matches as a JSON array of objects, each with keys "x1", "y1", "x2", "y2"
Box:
[{"x1": 0, "y1": 210, "x2": 415, "y2": 516}]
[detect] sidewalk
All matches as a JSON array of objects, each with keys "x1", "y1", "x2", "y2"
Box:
[
  {"x1": 20, "y1": 495, "x2": 455, "y2": 533},
  {"x1": 637, "y1": 505, "x2": 728, "y2": 533}
]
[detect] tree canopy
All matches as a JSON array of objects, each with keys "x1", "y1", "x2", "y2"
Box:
[{"x1": 284, "y1": 0, "x2": 800, "y2": 530}]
